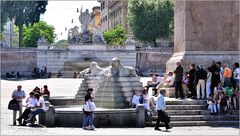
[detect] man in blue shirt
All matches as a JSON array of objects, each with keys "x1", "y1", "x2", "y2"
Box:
[{"x1": 155, "y1": 89, "x2": 172, "y2": 131}]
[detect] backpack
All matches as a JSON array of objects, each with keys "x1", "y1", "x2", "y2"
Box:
[{"x1": 8, "y1": 99, "x2": 19, "y2": 110}]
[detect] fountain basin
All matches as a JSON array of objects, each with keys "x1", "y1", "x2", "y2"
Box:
[{"x1": 39, "y1": 104, "x2": 145, "y2": 128}]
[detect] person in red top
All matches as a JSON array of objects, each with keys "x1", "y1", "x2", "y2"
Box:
[{"x1": 42, "y1": 85, "x2": 50, "y2": 96}]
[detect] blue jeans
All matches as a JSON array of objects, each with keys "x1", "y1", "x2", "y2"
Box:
[
  {"x1": 83, "y1": 112, "x2": 94, "y2": 127},
  {"x1": 32, "y1": 109, "x2": 44, "y2": 117}
]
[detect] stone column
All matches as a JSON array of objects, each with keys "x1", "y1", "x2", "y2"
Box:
[
  {"x1": 166, "y1": 1, "x2": 239, "y2": 72},
  {"x1": 39, "y1": 105, "x2": 55, "y2": 127},
  {"x1": 136, "y1": 104, "x2": 145, "y2": 128}
]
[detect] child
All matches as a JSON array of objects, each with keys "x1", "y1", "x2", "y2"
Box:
[
  {"x1": 225, "y1": 84, "x2": 234, "y2": 110},
  {"x1": 83, "y1": 97, "x2": 96, "y2": 130},
  {"x1": 207, "y1": 95, "x2": 217, "y2": 115}
]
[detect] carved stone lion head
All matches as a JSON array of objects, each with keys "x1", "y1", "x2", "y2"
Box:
[{"x1": 111, "y1": 57, "x2": 121, "y2": 68}]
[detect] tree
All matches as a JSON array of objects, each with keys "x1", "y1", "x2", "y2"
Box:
[
  {"x1": 103, "y1": 25, "x2": 126, "y2": 45},
  {"x1": 1, "y1": 1, "x2": 48, "y2": 47},
  {"x1": 128, "y1": 0, "x2": 174, "y2": 47},
  {"x1": 23, "y1": 21, "x2": 55, "y2": 47},
  {"x1": 51, "y1": 39, "x2": 68, "y2": 49}
]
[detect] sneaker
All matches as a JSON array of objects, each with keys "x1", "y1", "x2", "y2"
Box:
[
  {"x1": 166, "y1": 126, "x2": 172, "y2": 130},
  {"x1": 83, "y1": 127, "x2": 88, "y2": 130},
  {"x1": 89, "y1": 126, "x2": 95, "y2": 130}
]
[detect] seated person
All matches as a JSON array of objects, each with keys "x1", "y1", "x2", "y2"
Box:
[
  {"x1": 147, "y1": 73, "x2": 163, "y2": 89},
  {"x1": 232, "y1": 88, "x2": 239, "y2": 110},
  {"x1": 27, "y1": 93, "x2": 46, "y2": 126},
  {"x1": 41, "y1": 85, "x2": 50, "y2": 97},
  {"x1": 225, "y1": 84, "x2": 234, "y2": 110},
  {"x1": 214, "y1": 82, "x2": 225, "y2": 94},
  {"x1": 217, "y1": 91, "x2": 228, "y2": 114},
  {"x1": 143, "y1": 87, "x2": 150, "y2": 111},
  {"x1": 156, "y1": 72, "x2": 175, "y2": 90},
  {"x1": 17, "y1": 92, "x2": 35, "y2": 126},
  {"x1": 207, "y1": 95, "x2": 217, "y2": 115},
  {"x1": 131, "y1": 91, "x2": 141, "y2": 108}
]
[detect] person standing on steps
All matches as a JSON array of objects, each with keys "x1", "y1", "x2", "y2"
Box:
[
  {"x1": 155, "y1": 89, "x2": 172, "y2": 131},
  {"x1": 174, "y1": 62, "x2": 184, "y2": 99}
]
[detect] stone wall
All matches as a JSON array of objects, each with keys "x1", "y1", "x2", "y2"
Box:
[
  {"x1": 37, "y1": 47, "x2": 136, "y2": 76},
  {"x1": 1, "y1": 48, "x2": 37, "y2": 76},
  {"x1": 136, "y1": 48, "x2": 174, "y2": 76},
  {"x1": 1, "y1": 46, "x2": 174, "y2": 77}
]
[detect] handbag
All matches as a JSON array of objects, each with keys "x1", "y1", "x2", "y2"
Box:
[{"x1": 8, "y1": 99, "x2": 19, "y2": 110}]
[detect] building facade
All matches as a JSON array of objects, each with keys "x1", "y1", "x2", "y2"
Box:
[{"x1": 99, "y1": 0, "x2": 129, "y2": 34}]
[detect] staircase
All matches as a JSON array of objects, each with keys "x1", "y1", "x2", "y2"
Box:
[{"x1": 146, "y1": 99, "x2": 239, "y2": 127}]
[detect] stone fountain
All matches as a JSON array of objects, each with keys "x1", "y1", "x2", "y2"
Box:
[
  {"x1": 42, "y1": 58, "x2": 145, "y2": 128},
  {"x1": 75, "y1": 57, "x2": 143, "y2": 108}
]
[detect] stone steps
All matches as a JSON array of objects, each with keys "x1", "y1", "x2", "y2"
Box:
[
  {"x1": 147, "y1": 98, "x2": 239, "y2": 127},
  {"x1": 165, "y1": 105, "x2": 206, "y2": 110},
  {"x1": 146, "y1": 120, "x2": 239, "y2": 127},
  {"x1": 165, "y1": 110, "x2": 239, "y2": 115},
  {"x1": 165, "y1": 100, "x2": 207, "y2": 105},
  {"x1": 151, "y1": 115, "x2": 239, "y2": 121}
]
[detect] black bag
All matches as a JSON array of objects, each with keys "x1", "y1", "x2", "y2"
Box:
[{"x1": 8, "y1": 99, "x2": 19, "y2": 110}]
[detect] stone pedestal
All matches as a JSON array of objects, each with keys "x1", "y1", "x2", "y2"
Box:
[
  {"x1": 166, "y1": 1, "x2": 240, "y2": 72},
  {"x1": 75, "y1": 76, "x2": 143, "y2": 108}
]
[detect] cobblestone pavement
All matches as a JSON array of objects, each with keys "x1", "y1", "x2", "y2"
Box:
[{"x1": 1, "y1": 78, "x2": 239, "y2": 135}]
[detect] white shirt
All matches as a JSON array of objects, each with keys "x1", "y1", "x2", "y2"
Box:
[
  {"x1": 131, "y1": 95, "x2": 140, "y2": 105},
  {"x1": 143, "y1": 94, "x2": 150, "y2": 110},
  {"x1": 233, "y1": 68, "x2": 240, "y2": 80},
  {"x1": 84, "y1": 100, "x2": 96, "y2": 112},
  {"x1": 156, "y1": 76, "x2": 164, "y2": 84},
  {"x1": 36, "y1": 97, "x2": 45, "y2": 110},
  {"x1": 156, "y1": 94, "x2": 166, "y2": 111}
]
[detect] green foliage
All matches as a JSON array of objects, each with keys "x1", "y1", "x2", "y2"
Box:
[
  {"x1": 103, "y1": 25, "x2": 126, "y2": 45},
  {"x1": 128, "y1": 0, "x2": 174, "y2": 46},
  {"x1": 23, "y1": 21, "x2": 55, "y2": 47},
  {"x1": 1, "y1": 0, "x2": 48, "y2": 47},
  {"x1": 52, "y1": 39, "x2": 68, "y2": 48}
]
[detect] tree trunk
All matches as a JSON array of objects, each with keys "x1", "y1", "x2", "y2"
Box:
[
  {"x1": 153, "y1": 38, "x2": 157, "y2": 47},
  {"x1": 18, "y1": 23, "x2": 23, "y2": 47}
]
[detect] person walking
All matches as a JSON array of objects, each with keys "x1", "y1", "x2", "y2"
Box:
[
  {"x1": 11, "y1": 85, "x2": 26, "y2": 125},
  {"x1": 154, "y1": 89, "x2": 172, "y2": 131},
  {"x1": 174, "y1": 62, "x2": 184, "y2": 99}
]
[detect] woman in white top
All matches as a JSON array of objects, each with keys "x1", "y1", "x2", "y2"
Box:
[
  {"x1": 206, "y1": 67, "x2": 212, "y2": 98},
  {"x1": 143, "y1": 87, "x2": 150, "y2": 111},
  {"x1": 233, "y1": 63, "x2": 240, "y2": 90},
  {"x1": 28, "y1": 93, "x2": 45, "y2": 125}
]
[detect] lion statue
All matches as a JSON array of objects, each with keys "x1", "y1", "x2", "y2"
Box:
[
  {"x1": 110, "y1": 57, "x2": 138, "y2": 77},
  {"x1": 78, "y1": 62, "x2": 111, "y2": 78}
]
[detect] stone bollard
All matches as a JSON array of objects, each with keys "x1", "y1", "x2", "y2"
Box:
[
  {"x1": 136, "y1": 104, "x2": 145, "y2": 128},
  {"x1": 39, "y1": 105, "x2": 55, "y2": 127}
]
